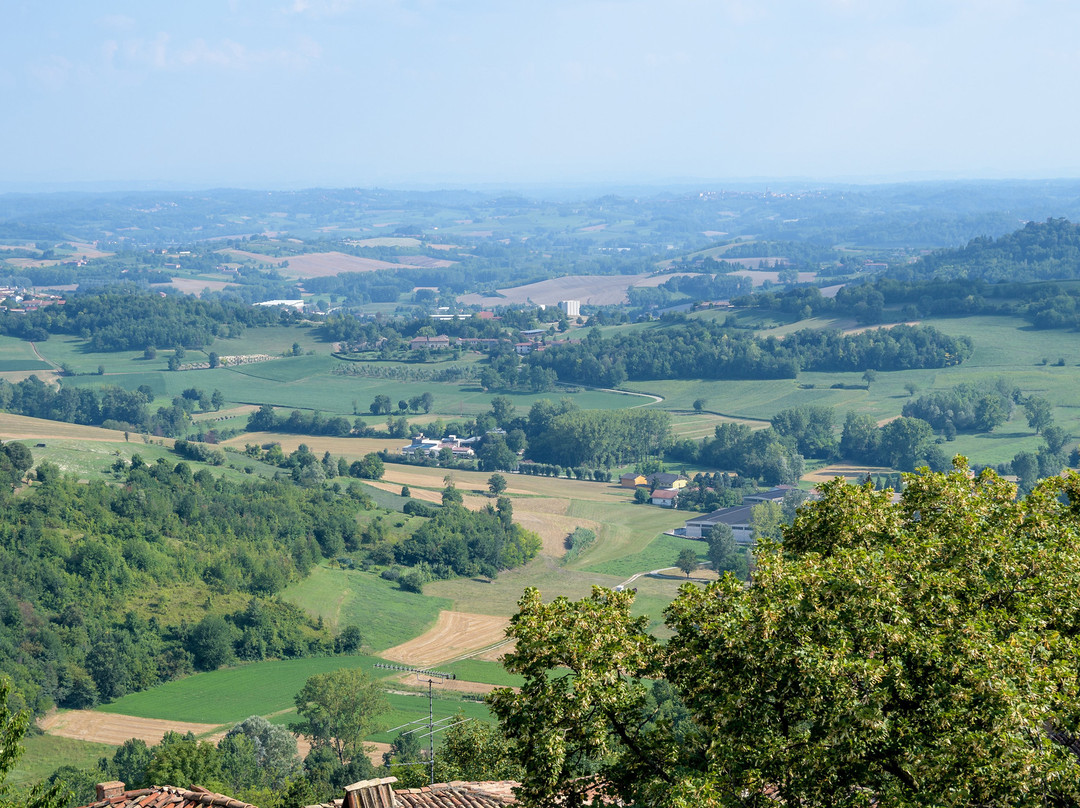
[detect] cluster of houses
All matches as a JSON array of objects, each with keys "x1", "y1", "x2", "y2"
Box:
[
  {"x1": 619, "y1": 471, "x2": 690, "y2": 506},
  {"x1": 406, "y1": 329, "x2": 565, "y2": 355},
  {"x1": 679, "y1": 486, "x2": 796, "y2": 545},
  {"x1": 0, "y1": 287, "x2": 65, "y2": 311},
  {"x1": 401, "y1": 433, "x2": 480, "y2": 459},
  {"x1": 620, "y1": 471, "x2": 799, "y2": 546}
]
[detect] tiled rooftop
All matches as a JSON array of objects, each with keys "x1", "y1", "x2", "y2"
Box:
[
  {"x1": 81, "y1": 784, "x2": 258, "y2": 808},
  {"x1": 394, "y1": 782, "x2": 517, "y2": 808}
]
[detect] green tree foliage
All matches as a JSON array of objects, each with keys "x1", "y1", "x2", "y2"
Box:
[
  {"x1": 705, "y1": 523, "x2": 736, "y2": 573},
  {"x1": 770, "y1": 406, "x2": 837, "y2": 459},
  {"x1": 0, "y1": 289, "x2": 289, "y2": 351},
  {"x1": 530, "y1": 320, "x2": 971, "y2": 384},
  {"x1": 673, "y1": 422, "x2": 803, "y2": 486},
  {"x1": 0, "y1": 679, "x2": 68, "y2": 808},
  {"x1": 674, "y1": 548, "x2": 698, "y2": 578},
  {"x1": 292, "y1": 670, "x2": 389, "y2": 766},
  {"x1": 478, "y1": 435, "x2": 519, "y2": 471},
  {"x1": 902, "y1": 380, "x2": 1016, "y2": 433},
  {"x1": 0, "y1": 464, "x2": 363, "y2": 715},
  {"x1": 491, "y1": 462, "x2": 1080, "y2": 806},
  {"x1": 348, "y1": 453, "x2": 384, "y2": 480},
  {"x1": 487, "y1": 473, "x2": 507, "y2": 495},
  {"x1": 143, "y1": 732, "x2": 221, "y2": 791},
  {"x1": 395, "y1": 496, "x2": 541, "y2": 577},
  {"x1": 1024, "y1": 395, "x2": 1054, "y2": 435},
  {"x1": 222, "y1": 716, "x2": 301, "y2": 789},
  {"x1": 525, "y1": 405, "x2": 670, "y2": 469}
]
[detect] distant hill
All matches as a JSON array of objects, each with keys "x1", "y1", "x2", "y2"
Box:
[{"x1": 905, "y1": 218, "x2": 1080, "y2": 282}]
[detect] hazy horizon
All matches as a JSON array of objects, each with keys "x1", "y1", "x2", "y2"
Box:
[{"x1": 5, "y1": 1, "x2": 1080, "y2": 189}]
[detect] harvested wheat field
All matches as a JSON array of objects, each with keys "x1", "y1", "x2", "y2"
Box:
[
  {"x1": 156, "y1": 278, "x2": 235, "y2": 296},
  {"x1": 222, "y1": 433, "x2": 400, "y2": 458},
  {"x1": 0, "y1": 413, "x2": 140, "y2": 443},
  {"x1": 458, "y1": 273, "x2": 695, "y2": 307},
  {"x1": 388, "y1": 673, "x2": 501, "y2": 696},
  {"x1": 39, "y1": 710, "x2": 226, "y2": 747},
  {"x1": 380, "y1": 611, "x2": 509, "y2": 667},
  {"x1": 803, "y1": 464, "x2": 896, "y2": 484}
]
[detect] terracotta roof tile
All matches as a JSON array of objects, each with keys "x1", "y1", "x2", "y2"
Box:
[{"x1": 80, "y1": 786, "x2": 261, "y2": 808}]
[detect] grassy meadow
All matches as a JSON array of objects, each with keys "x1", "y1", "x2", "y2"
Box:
[{"x1": 282, "y1": 567, "x2": 450, "y2": 652}]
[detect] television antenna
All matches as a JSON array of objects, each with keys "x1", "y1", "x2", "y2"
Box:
[{"x1": 374, "y1": 664, "x2": 471, "y2": 785}]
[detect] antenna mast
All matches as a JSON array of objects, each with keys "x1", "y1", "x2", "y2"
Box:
[{"x1": 374, "y1": 663, "x2": 468, "y2": 785}]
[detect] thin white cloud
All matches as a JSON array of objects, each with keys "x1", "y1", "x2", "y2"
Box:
[
  {"x1": 285, "y1": 0, "x2": 356, "y2": 17},
  {"x1": 111, "y1": 33, "x2": 321, "y2": 72}
]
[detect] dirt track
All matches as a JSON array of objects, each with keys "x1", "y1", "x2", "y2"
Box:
[{"x1": 380, "y1": 611, "x2": 509, "y2": 667}]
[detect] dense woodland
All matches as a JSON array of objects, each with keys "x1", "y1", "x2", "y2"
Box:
[
  {"x1": 0, "y1": 289, "x2": 293, "y2": 349},
  {"x1": 529, "y1": 321, "x2": 971, "y2": 385}
]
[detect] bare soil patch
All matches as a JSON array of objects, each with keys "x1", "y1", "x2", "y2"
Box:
[
  {"x1": 381, "y1": 611, "x2": 510, "y2": 666},
  {"x1": 458, "y1": 273, "x2": 697, "y2": 307},
  {"x1": 154, "y1": 279, "x2": 235, "y2": 296},
  {"x1": 0, "y1": 370, "x2": 61, "y2": 386},
  {"x1": 803, "y1": 464, "x2": 895, "y2": 484},
  {"x1": 39, "y1": 710, "x2": 226, "y2": 747},
  {"x1": 843, "y1": 320, "x2": 921, "y2": 335},
  {"x1": 397, "y1": 255, "x2": 456, "y2": 268},
  {"x1": 388, "y1": 672, "x2": 502, "y2": 696},
  {"x1": 285, "y1": 252, "x2": 409, "y2": 277},
  {"x1": 513, "y1": 510, "x2": 604, "y2": 557}
]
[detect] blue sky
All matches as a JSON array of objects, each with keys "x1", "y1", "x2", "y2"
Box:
[{"x1": 3, "y1": 0, "x2": 1079, "y2": 189}]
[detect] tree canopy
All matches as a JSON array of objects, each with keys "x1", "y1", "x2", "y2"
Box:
[{"x1": 489, "y1": 460, "x2": 1080, "y2": 807}]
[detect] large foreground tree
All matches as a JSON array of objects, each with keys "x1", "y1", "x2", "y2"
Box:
[
  {"x1": 0, "y1": 679, "x2": 67, "y2": 808},
  {"x1": 489, "y1": 460, "x2": 1080, "y2": 807}
]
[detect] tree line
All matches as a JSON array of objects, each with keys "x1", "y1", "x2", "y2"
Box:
[
  {"x1": 0, "y1": 288, "x2": 293, "y2": 349},
  {"x1": 528, "y1": 321, "x2": 971, "y2": 386}
]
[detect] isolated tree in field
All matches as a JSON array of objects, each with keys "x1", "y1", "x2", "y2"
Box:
[
  {"x1": 1025, "y1": 395, "x2": 1054, "y2": 435},
  {"x1": 292, "y1": 669, "x2": 389, "y2": 766},
  {"x1": 490, "y1": 461, "x2": 1080, "y2": 806},
  {"x1": 692, "y1": 398, "x2": 706, "y2": 413},
  {"x1": 903, "y1": 381, "x2": 919, "y2": 397},
  {"x1": 861, "y1": 368, "x2": 877, "y2": 388},
  {"x1": 370, "y1": 394, "x2": 392, "y2": 415},
  {"x1": 488, "y1": 473, "x2": 507, "y2": 496},
  {"x1": 675, "y1": 548, "x2": 698, "y2": 578}
]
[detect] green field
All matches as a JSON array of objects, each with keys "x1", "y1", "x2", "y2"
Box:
[
  {"x1": 580, "y1": 532, "x2": 705, "y2": 578},
  {"x1": 99, "y1": 654, "x2": 388, "y2": 724},
  {"x1": 439, "y1": 659, "x2": 522, "y2": 688},
  {"x1": 367, "y1": 692, "x2": 493, "y2": 743},
  {"x1": 282, "y1": 567, "x2": 450, "y2": 651},
  {"x1": 10, "y1": 735, "x2": 116, "y2": 787}
]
